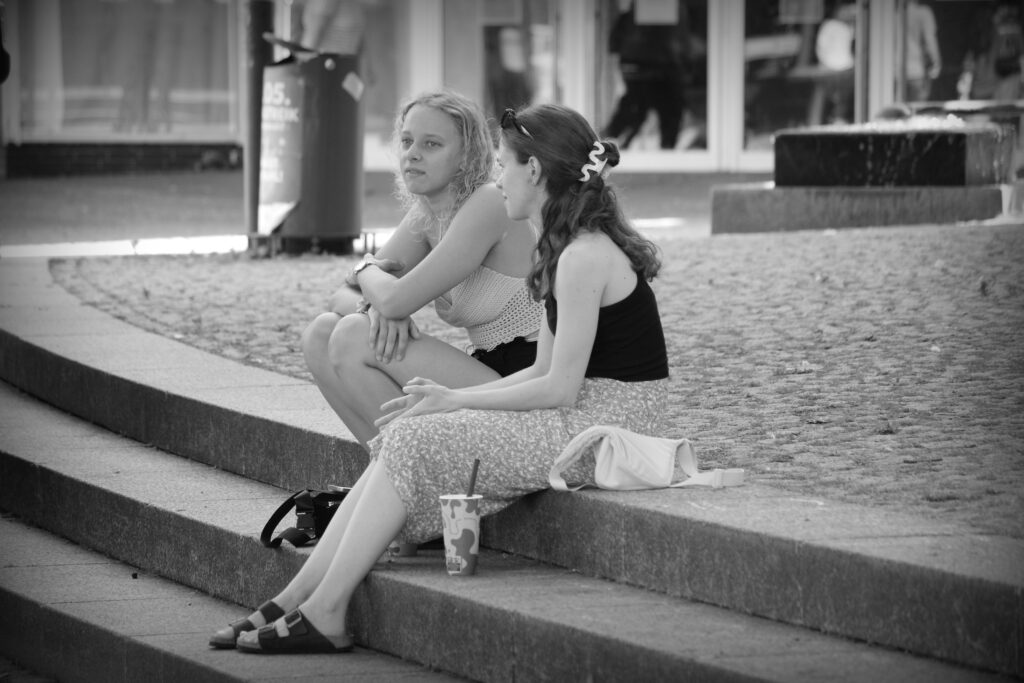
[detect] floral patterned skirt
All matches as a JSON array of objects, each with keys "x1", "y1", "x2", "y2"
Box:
[{"x1": 368, "y1": 377, "x2": 669, "y2": 544}]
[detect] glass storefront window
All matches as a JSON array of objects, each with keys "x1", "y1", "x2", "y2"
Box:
[
  {"x1": 443, "y1": 0, "x2": 558, "y2": 126},
  {"x1": 595, "y1": 0, "x2": 707, "y2": 152},
  {"x1": 901, "y1": 0, "x2": 1023, "y2": 103},
  {"x1": 744, "y1": 0, "x2": 858, "y2": 150},
  {"x1": 15, "y1": 0, "x2": 236, "y2": 139}
]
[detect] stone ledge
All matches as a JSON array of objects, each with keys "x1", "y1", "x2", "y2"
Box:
[
  {"x1": 773, "y1": 123, "x2": 1013, "y2": 187},
  {"x1": 710, "y1": 183, "x2": 1005, "y2": 234}
]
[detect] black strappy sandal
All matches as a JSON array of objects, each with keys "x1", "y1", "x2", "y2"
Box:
[
  {"x1": 208, "y1": 600, "x2": 286, "y2": 649},
  {"x1": 236, "y1": 609, "x2": 354, "y2": 654}
]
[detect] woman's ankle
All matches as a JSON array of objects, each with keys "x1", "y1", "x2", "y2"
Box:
[{"x1": 297, "y1": 601, "x2": 349, "y2": 639}]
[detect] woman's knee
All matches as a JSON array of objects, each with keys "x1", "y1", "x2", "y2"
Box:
[
  {"x1": 326, "y1": 313, "x2": 373, "y2": 370},
  {"x1": 302, "y1": 312, "x2": 343, "y2": 366}
]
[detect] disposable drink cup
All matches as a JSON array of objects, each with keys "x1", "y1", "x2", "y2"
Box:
[{"x1": 439, "y1": 494, "x2": 482, "y2": 576}]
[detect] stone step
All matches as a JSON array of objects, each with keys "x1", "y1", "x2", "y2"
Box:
[
  {"x1": 1, "y1": 258, "x2": 1021, "y2": 679},
  {"x1": 0, "y1": 382, "x2": 1000, "y2": 683},
  {"x1": 709, "y1": 182, "x2": 1006, "y2": 234},
  {"x1": 712, "y1": 120, "x2": 1021, "y2": 234},
  {"x1": 0, "y1": 513, "x2": 464, "y2": 683}
]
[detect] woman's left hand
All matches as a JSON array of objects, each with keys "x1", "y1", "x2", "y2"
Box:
[
  {"x1": 366, "y1": 308, "x2": 420, "y2": 363},
  {"x1": 375, "y1": 377, "x2": 459, "y2": 428}
]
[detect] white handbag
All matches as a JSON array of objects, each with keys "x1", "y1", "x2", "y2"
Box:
[{"x1": 549, "y1": 425, "x2": 744, "y2": 492}]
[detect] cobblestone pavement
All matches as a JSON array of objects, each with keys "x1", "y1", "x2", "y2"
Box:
[{"x1": 51, "y1": 218, "x2": 1024, "y2": 539}]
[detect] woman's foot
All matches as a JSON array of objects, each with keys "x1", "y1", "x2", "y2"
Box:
[
  {"x1": 236, "y1": 609, "x2": 354, "y2": 654},
  {"x1": 208, "y1": 600, "x2": 286, "y2": 649}
]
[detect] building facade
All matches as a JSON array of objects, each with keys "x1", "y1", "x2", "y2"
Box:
[{"x1": 1, "y1": 0, "x2": 1016, "y2": 176}]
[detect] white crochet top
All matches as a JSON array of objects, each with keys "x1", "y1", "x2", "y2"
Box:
[{"x1": 434, "y1": 266, "x2": 544, "y2": 352}]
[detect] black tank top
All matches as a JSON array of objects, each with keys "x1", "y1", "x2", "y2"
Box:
[{"x1": 546, "y1": 274, "x2": 668, "y2": 381}]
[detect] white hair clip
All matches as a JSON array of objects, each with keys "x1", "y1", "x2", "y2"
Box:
[{"x1": 579, "y1": 141, "x2": 608, "y2": 182}]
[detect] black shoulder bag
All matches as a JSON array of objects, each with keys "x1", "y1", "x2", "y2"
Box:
[{"x1": 260, "y1": 488, "x2": 350, "y2": 548}]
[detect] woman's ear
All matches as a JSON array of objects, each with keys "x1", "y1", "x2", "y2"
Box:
[{"x1": 528, "y1": 156, "x2": 542, "y2": 186}]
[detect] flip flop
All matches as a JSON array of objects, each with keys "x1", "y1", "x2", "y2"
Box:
[
  {"x1": 236, "y1": 609, "x2": 354, "y2": 654},
  {"x1": 208, "y1": 600, "x2": 286, "y2": 649}
]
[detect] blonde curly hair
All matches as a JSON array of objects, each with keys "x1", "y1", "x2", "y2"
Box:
[{"x1": 390, "y1": 90, "x2": 497, "y2": 240}]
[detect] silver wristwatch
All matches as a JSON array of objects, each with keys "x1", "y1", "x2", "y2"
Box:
[
  {"x1": 346, "y1": 254, "x2": 378, "y2": 289},
  {"x1": 352, "y1": 254, "x2": 379, "y2": 276}
]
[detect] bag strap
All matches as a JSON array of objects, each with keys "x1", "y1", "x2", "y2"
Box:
[
  {"x1": 260, "y1": 490, "x2": 315, "y2": 548},
  {"x1": 667, "y1": 439, "x2": 745, "y2": 488},
  {"x1": 549, "y1": 428, "x2": 600, "y2": 491},
  {"x1": 272, "y1": 526, "x2": 316, "y2": 548}
]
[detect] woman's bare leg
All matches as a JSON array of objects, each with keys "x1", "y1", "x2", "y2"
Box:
[
  {"x1": 302, "y1": 312, "x2": 501, "y2": 448},
  {"x1": 265, "y1": 461, "x2": 378, "y2": 611},
  {"x1": 303, "y1": 312, "x2": 374, "y2": 440},
  {"x1": 235, "y1": 459, "x2": 406, "y2": 646},
  {"x1": 326, "y1": 286, "x2": 363, "y2": 316},
  {"x1": 295, "y1": 459, "x2": 406, "y2": 639},
  {"x1": 222, "y1": 457, "x2": 378, "y2": 629}
]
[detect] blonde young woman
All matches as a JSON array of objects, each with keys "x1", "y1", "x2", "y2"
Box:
[
  {"x1": 301, "y1": 90, "x2": 544, "y2": 450},
  {"x1": 211, "y1": 103, "x2": 668, "y2": 655}
]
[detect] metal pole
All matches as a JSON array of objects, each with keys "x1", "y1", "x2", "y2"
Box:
[
  {"x1": 0, "y1": 0, "x2": 8, "y2": 179},
  {"x1": 0, "y1": 0, "x2": 10, "y2": 84},
  {"x1": 245, "y1": 0, "x2": 274, "y2": 241},
  {"x1": 854, "y1": 0, "x2": 871, "y2": 122}
]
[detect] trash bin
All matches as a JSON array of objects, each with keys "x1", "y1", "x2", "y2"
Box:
[{"x1": 256, "y1": 34, "x2": 364, "y2": 255}]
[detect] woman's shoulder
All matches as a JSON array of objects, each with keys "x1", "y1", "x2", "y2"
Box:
[
  {"x1": 458, "y1": 182, "x2": 505, "y2": 211},
  {"x1": 450, "y1": 183, "x2": 511, "y2": 228},
  {"x1": 557, "y1": 232, "x2": 619, "y2": 274},
  {"x1": 562, "y1": 230, "x2": 619, "y2": 260},
  {"x1": 447, "y1": 183, "x2": 518, "y2": 243},
  {"x1": 561, "y1": 231, "x2": 636, "y2": 283}
]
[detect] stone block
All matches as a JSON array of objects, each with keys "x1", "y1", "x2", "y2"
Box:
[
  {"x1": 710, "y1": 182, "x2": 1004, "y2": 233},
  {"x1": 774, "y1": 122, "x2": 1013, "y2": 186}
]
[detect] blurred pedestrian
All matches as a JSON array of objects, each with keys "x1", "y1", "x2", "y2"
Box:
[
  {"x1": 904, "y1": 0, "x2": 942, "y2": 101},
  {"x1": 957, "y1": 0, "x2": 1024, "y2": 100},
  {"x1": 602, "y1": 1, "x2": 691, "y2": 149},
  {"x1": 811, "y1": 1, "x2": 857, "y2": 124}
]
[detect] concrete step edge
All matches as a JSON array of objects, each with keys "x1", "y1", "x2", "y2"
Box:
[
  {"x1": 0, "y1": 513, "x2": 465, "y2": 683},
  {"x1": 0, "y1": 413, "x2": 1002, "y2": 683},
  {"x1": 1, "y1": 332, "x2": 1021, "y2": 677}
]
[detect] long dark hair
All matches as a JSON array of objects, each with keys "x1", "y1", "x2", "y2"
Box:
[{"x1": 500, "y1": 104, "x2": 661, "y2": 302}]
